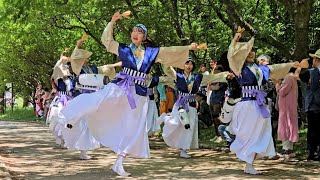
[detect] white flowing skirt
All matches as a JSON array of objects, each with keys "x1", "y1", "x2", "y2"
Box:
[
  {"x1": 146, "y1": 100, "x2": 160, "y2": 135},
  {"x1": 47, "y1": 95, "x2": 100, "y2": 151},
  {"x1": 61, "y1": 83, "x2": 150, "y2": 158},
  {"x1": 46, "y1": 96, "x2": 64, "y2": 145},
  {"x1": 61, "y1": 116, "x2": 100, "y2": 150},
  {"x1": 230, "y1": 100, "x2": 276, "y2": 163},
  {"x1": 161, "y1": 104, "x2": 199, "y2": 150}
]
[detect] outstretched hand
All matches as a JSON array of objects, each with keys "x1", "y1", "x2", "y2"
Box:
[
  {"x1": 63, "y1": 48, "x2": 70, "y2": 54},
  {"x1": 111, "y1": 12, "x2": 122, "y2": 23},
  {"x1": 227, "y1": 72, "x2": 235, "y2": 79},
  {"x1": 190, "y1": 43, "x2": 199, "y2": 50},
  {"x1": 299, "y1": 58, "x2": 309, "y2": 68},
  {"x1": 76, "y1": 39, "x2": 83, "y2": 48},
  {"x1": 234, "y1": 33, "x2": 242, "y2": 42},
  {"x1": 292, "y1": 61, "x2": 300, "y2": 68},
  {"x1": 61, "y1": 56, "x2": 70, "y2": 64}
]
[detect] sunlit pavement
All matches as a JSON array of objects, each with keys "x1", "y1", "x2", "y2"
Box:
[{"x1": 0, "y1": 121, "x2": 319, "y2": 180}]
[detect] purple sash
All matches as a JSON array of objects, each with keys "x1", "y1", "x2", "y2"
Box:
[
  {"x1": 242, "y1": 89, "x2": 270, "y2": 118},
  {"x1": 56, "y1": 93, "x2": 73, "y2": 107},
  {"x1": 115, "y1": 71, "x2": 147, "y2": 109},
  {"x1": 176, "y1": 94, "x2": 196, "y2": 112}
]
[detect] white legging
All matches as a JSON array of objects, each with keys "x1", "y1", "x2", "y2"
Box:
[{"x1": 282, "y1": 140, "x2": 293, "y2": 150}]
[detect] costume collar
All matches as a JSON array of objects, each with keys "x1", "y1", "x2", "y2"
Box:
[{"x1": 130, "y1": 43, "x2": 145, "y2": 51}]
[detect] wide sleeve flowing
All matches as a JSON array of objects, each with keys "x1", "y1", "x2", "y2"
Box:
[
  {"x1": 101, "y1": 22, "x2": 119, "y2": 56},
  {"x1": 268, "y1": 62, "x2": 294, "y2": 80},
  {"x1": 155, "y1": 46, "x2": 192, "y2": 69},
  {"x1": 201, "y1": 72, "x2": 229, "y2": 86},
  {"x1": 227, "y1": 37, "x2": 254, "y2": 76},
  {"x1": 70, "y1": 47, "x2": 93, "y2": 75}
]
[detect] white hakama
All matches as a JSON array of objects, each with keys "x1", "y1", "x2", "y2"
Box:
[
  {"x1": 46, "y1": 96, "x2": 65, "y2": 145},
  {"x1": 162, "y1": 104, "x2": 199, "y2": 150},
  {"x1": 47, "y1": 95, "x2": 100, "y2": 151},
  {"x1": 62, "y1": 83, "x2": 150, "y2": 158},
  {"x1": 61, "y1": 116, "x2": 100, "y2": 150},
  {"x1": 230, "y1": 100, "x2": 276, "y2": 163},
  {"x1": 146, "y1": 100, "x2": 160, "y2": 135}
]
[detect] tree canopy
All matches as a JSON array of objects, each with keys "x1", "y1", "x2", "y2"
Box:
[{"x1": 0, "y1": 0, "x2": 319, "y2": 101}]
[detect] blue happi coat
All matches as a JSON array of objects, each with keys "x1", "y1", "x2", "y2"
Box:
[
  {"x1": 112, "y1": 43, "x2": 160, "y2": 96},
  {"x1": 176, "y1": 73, "x2": 203, "y2": 108}
]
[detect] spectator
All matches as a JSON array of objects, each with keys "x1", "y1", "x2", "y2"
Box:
[
  {"x1": 209, "y1": 57, "x2": 218, "y2": 74},
  {"x1": 200, "y1": 64, "x2": 209, "y2": 75},
  {"x1": 303, "y1": 50, "x2": 320, "y2": 161},
  {"x1": 275, "y1": 67, "x2": 301, "y2": 157}
]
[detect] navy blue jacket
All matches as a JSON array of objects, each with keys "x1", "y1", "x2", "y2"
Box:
[{"x1": 304, "y1": 68, "x2": 320, "y2": 112}]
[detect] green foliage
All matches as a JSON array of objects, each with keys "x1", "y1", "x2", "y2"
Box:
[
  {"x1": 0, "y1": 0, "x2": 319, "y2": 98},
  {"x1": 0, "y1": 107, "x2": 37, "y2": 122},
  {"x1": 0, "y1": 97, "x2": 37, "y2": 122}
]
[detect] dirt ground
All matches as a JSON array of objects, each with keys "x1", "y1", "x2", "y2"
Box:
[{"x1": 0, "y1": 121, "x2": 319, "y2": 180}]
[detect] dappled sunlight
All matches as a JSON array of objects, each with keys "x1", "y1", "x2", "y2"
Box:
[{"x1": 0, "y1": 121, "x2": 319, "y2": 180}]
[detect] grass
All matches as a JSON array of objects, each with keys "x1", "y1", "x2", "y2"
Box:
[
  {"x1": 287, "y1": 128, "x2": 308, "y2": 159},
  {"x1": 198, "y1": 126, "x2": 226, "y2": 149},
  {"x1": 0, "y1": 97, "x2": 43, "y2": 123},
  {"x1": 0, "y1": 107, "x2": 40, "y2": 122}
]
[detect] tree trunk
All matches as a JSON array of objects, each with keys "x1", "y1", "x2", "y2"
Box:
[
  {"x1": 23, "y1": 96, "x2": 30, "y2": 107},
  {"x1": 275, "y1": 0, "x2": 314, "y2": 60},
  {"x1": 291, "y1": 0, "x2": 314, "y2": 60}
]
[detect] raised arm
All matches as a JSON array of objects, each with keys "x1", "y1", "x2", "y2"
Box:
[
  {"x1": 227, "y1": 33, "x2": 254, "y2": 76},
  {"x1": 55, "y1": 56, "x2": 65, "y2": 67},
  {"x1": 105, "y1": 61, "x2": 122, "y2": 68},
  {"x1": 101, "y1": 13, "x2": 121, "y2": 56},
  {"x1": 155, "y1": 43, "x2": 198, "y2": 69},
  {"x1": 159, "y1": 76, "x2": 176, "y2": 89},
  {"x1": 268, "y1": 58, "x2": 309, "y2": 80},
  {"x1": 268, "y1": 62, "x2": 295, "y2": 80},
  {"x1": 162, "y1": 65, "x2": 177, "y2": 80},
  {"x1": 70, "y1": 42, "x2": 93, "y2": 75},
  {"x1": 59, "y1": 48, "x2": 69, "y2": 60},
  {"x1": 97, "y1": 61, "x2": 121, "y2": 79},
  {"x1": 201, "y1": 72, "x2": 229, "y2": 86},
  {"x1": 52, "y1": 56, "x2": 71, "y2": 84}
]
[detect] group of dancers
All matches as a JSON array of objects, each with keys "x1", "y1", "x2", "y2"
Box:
[{"x1": 45, "y1": 12, "x2": 309, "y2": 177}]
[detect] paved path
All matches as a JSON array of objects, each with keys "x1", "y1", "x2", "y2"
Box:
[{"x1": 0, "y1": 121, "x2": 319, "y2": 180}]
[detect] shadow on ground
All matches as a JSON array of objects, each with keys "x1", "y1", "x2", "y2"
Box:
[{"x1": 0, "y1": 121, "x2": 319, "y2": 180}]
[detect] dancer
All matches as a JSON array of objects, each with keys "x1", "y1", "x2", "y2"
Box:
[
  {"x1": 227, "y1": 32, "x2": 308, "y2": 174},
  {"x1": 47, "y1": 51, "x2": 75, "y2": 148},
  {"x1": 60, "y1": 40, "x2": 103, "y2": 160},
  {"x1": 61, "y1": 12, "x2": 203, "y2": 177},
  {"x1": 160, "y1": 58, "x2": 229, "y2": 158}
]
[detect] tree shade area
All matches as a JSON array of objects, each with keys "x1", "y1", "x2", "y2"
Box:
[{"x1": 0, "y1": 0, "x2": 319, "y2": 101}]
